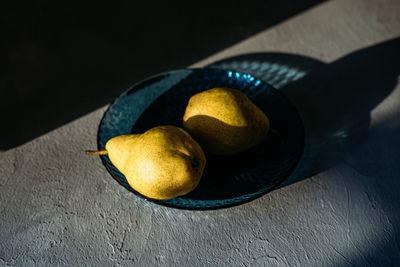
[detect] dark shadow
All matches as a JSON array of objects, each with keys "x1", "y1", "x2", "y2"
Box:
[
  {"x1": 0, "y1": 0, "x2": 325, "y2": 150},
  {"x1": 209, "y1": 37, "x2": 400, "y2": 187}
]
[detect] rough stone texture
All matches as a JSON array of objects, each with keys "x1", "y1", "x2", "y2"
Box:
[{"x1": 1, "y1": 0, "x2": 400, "y2": 266}]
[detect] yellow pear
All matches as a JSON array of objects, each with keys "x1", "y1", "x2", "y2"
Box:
[
  {"x1": 183, "y1": 87, "x2": 270, "y2": 155},
  {"x1": 86, "y1": 126, "x2": 206, "y2": 200}
]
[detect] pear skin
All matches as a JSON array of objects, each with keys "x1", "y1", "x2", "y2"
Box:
[
  {"x1": 183, "y1": 87, "x2": 270, "y2": 155},
  {"x1": 105, "y1": 126, "x2": 206, "y2": 200}
]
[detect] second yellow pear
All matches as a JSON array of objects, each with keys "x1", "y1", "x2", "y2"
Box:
[{"x1": 183, "y1": 87, "x2": 270, "y2": 155}]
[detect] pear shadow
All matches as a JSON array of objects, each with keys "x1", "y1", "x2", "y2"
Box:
[{"x1": 209, "y1": 37, "x2": 400, "y2": 187}]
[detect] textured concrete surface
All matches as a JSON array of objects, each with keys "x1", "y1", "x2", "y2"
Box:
[{"x1": 1, "y1": 0, "x2": 400, "y2": 266}]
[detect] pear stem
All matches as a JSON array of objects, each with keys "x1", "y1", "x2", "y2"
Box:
[{"x1": 85, "y1": 150, "x2": 108, "y2": 155}]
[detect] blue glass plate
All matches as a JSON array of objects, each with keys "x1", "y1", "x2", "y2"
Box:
[{"x1": 98, "y1": 68, "x2": 304, "y2": 209}]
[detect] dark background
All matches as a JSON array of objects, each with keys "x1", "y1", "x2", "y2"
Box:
[{"x1": 1, "y1": 0, "x2": 325, "y2": 150}]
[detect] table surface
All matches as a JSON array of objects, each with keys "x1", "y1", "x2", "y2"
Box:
[{"x1": 1, "y1": 0, "x2": 400, "y2": 266}]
